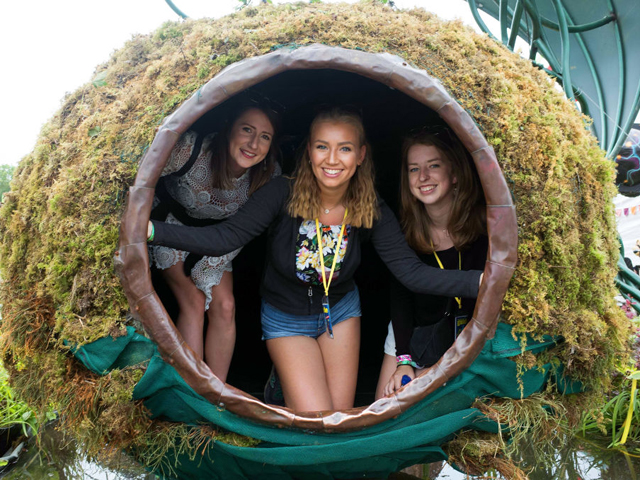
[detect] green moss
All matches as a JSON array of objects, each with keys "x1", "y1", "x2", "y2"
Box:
[{"x1": 0, "y1": 0, "x2": 630, "y2": 473}]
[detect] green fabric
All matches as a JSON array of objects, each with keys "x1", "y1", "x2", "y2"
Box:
[{"x1": 73, "y1": 323, "x2": 577, "y2": 479}]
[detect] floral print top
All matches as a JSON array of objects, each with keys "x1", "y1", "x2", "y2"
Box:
[{"x1": 296, "y1": 220, "x2": 351, "y2": 286}]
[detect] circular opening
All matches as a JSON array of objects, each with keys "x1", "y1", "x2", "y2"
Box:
[{"x1": 117, "y1": 45, "x2": 516, "y2": 432}]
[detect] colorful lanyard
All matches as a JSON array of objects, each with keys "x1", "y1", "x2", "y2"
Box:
[
  {"x1": 432, "y1": 241, "x2": 462, "y2": 309},
  {"x1": 315, "y1": 209, "x2": 348, "y2": 299},
  {"x1": 315, "y1": 209, "x2": 348, "y2": 338}
]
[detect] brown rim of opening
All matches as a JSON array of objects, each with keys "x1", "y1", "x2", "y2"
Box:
[{"x1": 114, "y1": 44, "x2": 517, "y2": 433}]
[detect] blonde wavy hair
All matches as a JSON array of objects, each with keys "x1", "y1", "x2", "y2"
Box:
[
  {"x1": 287, "y1": 107, "x2": 379, "y2": 228},
  {"x1": 400, "y1": 128, "x2": 486, "y2": 254}
]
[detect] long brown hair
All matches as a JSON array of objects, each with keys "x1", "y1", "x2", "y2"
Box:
[
  {"x1": 287, "y1": 107, "x2": 379, "y2": 228},
  {"x1": 400, "y1": 127, "x2": 486, "y2": 254},
  {"x1": 209, "y1": 105, "x2": 281, "y2": 195}
]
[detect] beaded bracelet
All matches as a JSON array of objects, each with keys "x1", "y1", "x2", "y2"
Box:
[{"x1": 147, "y1": 222, "x2": 155, "y2": 242}]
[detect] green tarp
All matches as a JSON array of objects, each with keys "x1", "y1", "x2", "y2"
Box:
[{"x1": 72, "y1": 323, "x2": 578, "y2": 479}]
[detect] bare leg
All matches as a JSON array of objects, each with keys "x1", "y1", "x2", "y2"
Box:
[
  {"x1": 205, "y1": 270, "x2": 236, "y2": 382},
  {"x1": 375, "y1": 353, "x2": 397, "y2": 400},
  {"x1": 161, "y1": 262, "x2": 206, "y2": 358},
  {"x1": 265, "y1": 317, "x2": 360, "y2": 412},
  {"x1": 266, "y1": 336, "x2": 333, "y2": 412},
  {"x1": 317, "y1": 316, "x2": 360, "y2": 410}
]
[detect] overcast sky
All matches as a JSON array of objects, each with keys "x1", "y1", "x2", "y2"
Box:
[
  {"x1": 0, "y1": 0, "x2": 480, "y2": 168},
  {"x1": 0, "y1": 0, "x2": 636, "y2": 166}
]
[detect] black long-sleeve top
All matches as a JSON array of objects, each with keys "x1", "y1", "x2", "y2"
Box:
[
  {"x1": 391, "y1": 235, "x2": 488, "y2": 357},
  {"x1": 150, "y1": 176, "x2": 483, "y2": 316}
]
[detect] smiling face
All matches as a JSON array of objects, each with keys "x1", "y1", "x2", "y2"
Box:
[
  {"x1": 227, "y1": 108, "x2": 274, "y2": 177},
  {"x1": 407, "y1": 144, "x2": 457, "y2": 211},
  {"x1": 307, "y1": 120, "x2": 366, "y2": 197}
]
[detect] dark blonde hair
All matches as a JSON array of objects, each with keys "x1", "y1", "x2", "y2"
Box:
[
  {"x1": 400, "y1": 128, "x2": 486, "y2": 254},
  {"x1": 210, "y1": 105, "x2": 280, "y2": 195},
  {"x1": 287, "y1": 107, "x2": 379, "y2": 228}
]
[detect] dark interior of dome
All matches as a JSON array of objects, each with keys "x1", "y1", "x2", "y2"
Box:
[{"x1": 151, "y1": 68, "x2": 479, "y2": 406}]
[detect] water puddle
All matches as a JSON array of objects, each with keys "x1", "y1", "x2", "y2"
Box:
[
  {"x1": 3, "y1": 424, "x2": 640, "y2": 479},
  {"x1": 410, "y1": 436, "x2": 640, "y2": 479},
  {"x1": 1, "y1": 422, "x2": 154, "y2": 479}
]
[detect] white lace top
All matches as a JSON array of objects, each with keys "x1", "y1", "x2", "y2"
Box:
[
  {"x1": 149, "y1": 131, "x2": 280, "y2": 310},
  {"x1": 162, "y1": 131, "x2": 253, "y2": 220}
]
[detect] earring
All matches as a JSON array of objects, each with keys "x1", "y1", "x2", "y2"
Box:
[{"x1": 263, "y1": 159, "x2": 267, "y2": 172}]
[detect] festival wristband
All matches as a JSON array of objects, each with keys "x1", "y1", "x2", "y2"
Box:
[
  {"x1": 396, "y1": 354, "x2": 412, "y2": 364},
  {"x1": 396, "y1": 354, "x2": 418, "y2": 368}
]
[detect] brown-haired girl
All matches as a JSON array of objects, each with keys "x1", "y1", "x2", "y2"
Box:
[
  {"x1": 149, "y1": 105, "x2": 280, "y2": 382},
  {"x1": 149, "y1": 108, "x2": 483, "y2": 412},
  {"x1": 376, "y1": 127, "x2": 487, "y2": 398}
]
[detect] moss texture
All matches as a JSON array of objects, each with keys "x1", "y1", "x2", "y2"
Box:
[{"x1": 0, "y1": 0, "x2": 630, "y2": 473}]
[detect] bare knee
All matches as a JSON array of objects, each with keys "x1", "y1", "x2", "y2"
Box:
[{"x1": 209, "y1": 294, "x2": 235, "y2": 324}]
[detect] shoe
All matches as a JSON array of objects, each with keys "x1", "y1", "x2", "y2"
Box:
[{"x1": 263, "y1": 365, "x2": 285, "y2": 406}]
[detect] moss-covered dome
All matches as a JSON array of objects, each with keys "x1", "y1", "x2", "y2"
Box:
[{"x1": 0, "y1": 1, "x2": 629, "y2": 475}]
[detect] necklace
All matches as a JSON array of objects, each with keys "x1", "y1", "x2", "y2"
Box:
[{"x1": 322, "y1": 204, "x2": 341, "y2": 215}]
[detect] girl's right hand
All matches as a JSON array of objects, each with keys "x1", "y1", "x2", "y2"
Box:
[{"x1": 383, "y1": 364, "x2": 415, "y2": 397}]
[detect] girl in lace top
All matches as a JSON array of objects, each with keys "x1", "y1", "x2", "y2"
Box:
[{"x1": 149, "y1": 106, "x2": 280, "y2": 381}]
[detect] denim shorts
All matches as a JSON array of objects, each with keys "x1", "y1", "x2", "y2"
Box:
[{"x1": 261, "y1": 287, "x2": 361, "y2": 340}]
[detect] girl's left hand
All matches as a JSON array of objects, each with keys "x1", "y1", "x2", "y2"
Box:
[{"x1": 383, "y1": 364, "x2": 415, "y2": 396}]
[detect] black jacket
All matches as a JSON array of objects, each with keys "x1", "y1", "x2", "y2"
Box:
[
  {"x1": 391, "y1": 235, "x2": 488, "y2": 357},
  {"x1": 151, "y1": 176, "x2": 483, "y2": 315}
]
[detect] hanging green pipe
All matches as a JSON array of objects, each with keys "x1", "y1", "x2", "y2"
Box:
[
  {"x1": 550, "y1": 0, "x2": 574, "y2": 101},
  {"x1": 508, "y1": 0, "x2": 525, "y2": 50},
  {"x1": 467, "y1": 0, "x2": 500, "y2": 43},
  {"x1": 540, "y1": 13, "x2": 616, "y2": 33},
  {"x1": 564, "y1": 9, "x2": 607, "y2": 147},
  {"x1": 608, "y1": 80, "x2": 640, "y2": 159},
  {"x1": 490, "y1": 0, "x2": 534, "y2": 45},
  {"x1": 525, "y1": 13, "x2": 533, "y2": 47},
  {"x1": 574, "y1": 92, "x2": 593, "y2": 125},
  {"x1": 522, "y1": 0, "x2": 562, "y2": 74},
  {"x1": 619, "y1": 266, "x2": 640, "y2": 286},
  {"x1": 164, "y1": 0, "x2": 188, "y2": 19},
  {"x1": 532, "y1": 39, "x2": 562, "y2": 73},
  {"x1": 607, "y1": 0, "x2": 625, "y2": 156},
  {"x1": 521, "y1": 0, "x2": 543, "y2": 43},
  {"x1": 499, "y1": 0, "x2": 510, "y2": 45}
]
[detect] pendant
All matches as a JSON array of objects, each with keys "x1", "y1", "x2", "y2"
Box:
[
  {"x1": 324, "y1": 208, "x2": 330, "y2": 214},
  {"x1": 322, "y1": 295, "x2": 334, "y2": 339}
]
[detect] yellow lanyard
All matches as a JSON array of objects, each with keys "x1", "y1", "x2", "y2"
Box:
[
  {"x1": 432, "y1": 241, "x2": 462, "y2": 309},
  {"x1": 315, "y1": 209, "x2": 348, "y2": 298}
]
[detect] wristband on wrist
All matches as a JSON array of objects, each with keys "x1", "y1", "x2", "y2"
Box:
[
  {"x1": 396, "y1": 354, "x2": 417, "y2": 368},
  {"x1": 147, "y1": 222, "x2": 155, "y2": 242}
]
